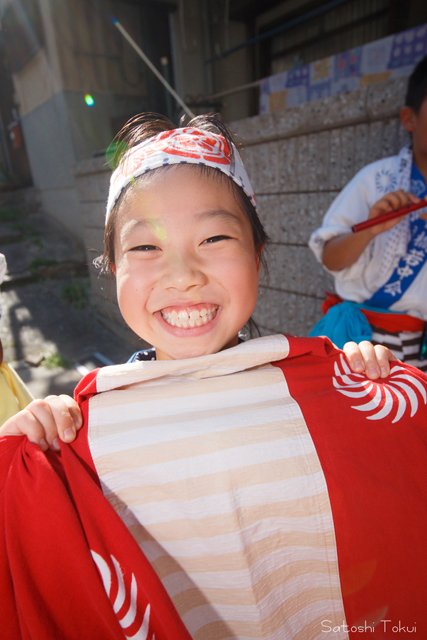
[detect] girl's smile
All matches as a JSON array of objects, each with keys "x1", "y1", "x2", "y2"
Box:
[
  {"x1": 158, "y1": 302, "x2": 219, "y2": 328},
  {"x1": 113, "y1": 167, "x2": 261, "y2": 360}
]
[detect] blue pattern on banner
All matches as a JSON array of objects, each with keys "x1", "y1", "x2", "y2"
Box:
[
  {"x1": 286, "y1": 66, "x2": 310, "y2": 88},
  {"x1": 261, "y1": 23, "x2": 427, "y2": 114},
  {"x1": 388, "y1": 26, "x2": 427, "y2": 69},
  {"x1": 367, "y1": 163, "x2": 427, "y2": 308},
  {"x1": 308, "y1": 83, "x2": 331, "y2": 101}
]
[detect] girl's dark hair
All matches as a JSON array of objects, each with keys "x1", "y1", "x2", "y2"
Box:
[
  {"x1": 98, "y1": 112, "x2": 269, "y2": 274},
  {"x1": 405, "y1": 55, "x2": 427, "y2": 113}
]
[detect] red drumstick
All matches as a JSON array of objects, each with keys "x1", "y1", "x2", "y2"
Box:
[{"x1": 351, "y1": 198, "x2": 427, "y2": 233}]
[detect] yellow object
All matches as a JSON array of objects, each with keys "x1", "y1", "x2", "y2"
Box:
[{"x1": 0, "y1": 363, "x2": 34, "y2": 427}]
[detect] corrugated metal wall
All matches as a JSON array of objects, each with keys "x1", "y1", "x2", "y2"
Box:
[{"x1": 270, "y1": 0, "x2": 391, "y2": 75}]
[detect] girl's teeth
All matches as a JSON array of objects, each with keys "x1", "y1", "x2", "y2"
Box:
[{"x1": 161, "y1": 306, "x2": 218, "y2": 328}]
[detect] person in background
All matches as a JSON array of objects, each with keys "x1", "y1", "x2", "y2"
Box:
[
  {"x1": 309, "y1": 55, "x2": 427, "y2": 371},
  {"x1": 0, "y1": 252, "x2": 33, "y2": 426}
]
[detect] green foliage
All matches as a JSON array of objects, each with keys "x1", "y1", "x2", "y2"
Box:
[
  {"x1": 29, "y1": 257, "x2": 58, "y2": 272},
  {"x1": 61, "y1": 281, "x2": 89, "y2": 309},
  {"x1": 12, "y1": 221, "x2": 42, "y2": 243},
  {"x1": 42, "y1": 352, "x2": 72, "y2": 369},
  {"x1": 0, "y1": 207, "x2": 23, "y2": 222}
]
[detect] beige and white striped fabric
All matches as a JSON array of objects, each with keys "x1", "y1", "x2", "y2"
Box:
[{"x1": 88, "y1": 335, "x2": 348, "y2": 640}]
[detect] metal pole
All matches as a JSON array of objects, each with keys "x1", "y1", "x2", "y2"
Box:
[{"x1": 112, "y1": 17, "x2": 195, "y2": 119}]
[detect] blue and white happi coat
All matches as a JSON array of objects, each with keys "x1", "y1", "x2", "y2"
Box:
[
  {"x1": 309, "y1": 145, "x2": 427, "y2": 320},
  {"x1": 309, "y1": 146, "x2": 427, "y2": 367}
]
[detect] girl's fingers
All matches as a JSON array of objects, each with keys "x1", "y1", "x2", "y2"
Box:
[
  {"x1": 342, "y1": 341, "x2": 398, "y2": 379},
  {"x1": 373, "y1": 344, "x2": 398, "y2": 378},
  {"x1": 57, "y1": 395, "x2": 83, "y2": 430},
  {"x1": 355, "y1": 341, "x2": 397, "y2": 379},
  {"x1": 342, "y1": 341, "x2": 364, "y2": 373},
  {"x1": 0, "y1": 395, "x2": 82, "y2": 451},
  {"x1": 42, "y1": 396, "x2": 81, "y2": 446},
  {"x1": 342, "y1": 341, "x2": 379, "y2": 378},
  {"x1": 0, "y1": 402, "x2": 57, "y2": 451},
  {"x1": 23, "y1": 399, "x2": 66, "y2": 450}
]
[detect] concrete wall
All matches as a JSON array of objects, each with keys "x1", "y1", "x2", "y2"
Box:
[
  {"x1": 73, "y1": 157, "x2": 144, "y2": 349},
  {"x1": 74, "y1": 75, "x2": 408, "y2": 343},
  {"x1": 6, "y1": 0, "x2": 151, "y2": 242}
]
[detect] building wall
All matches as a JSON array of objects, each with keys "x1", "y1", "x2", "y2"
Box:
[
  {"x1": 4, "y1": 0, "x2": 152, "y2": 240},
  {"x1": 74, "y1": 75, "x2": 408, "y2": 344},
  {"x1": 169, "y1": 0, "x2": 253, "y2": 122}
]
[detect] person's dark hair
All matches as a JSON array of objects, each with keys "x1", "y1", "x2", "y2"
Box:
[
  {"x1": 405, "y1": 55, "x2": 427, "y2": 113},
  {"x1": 97, "y1": 112, "x2": 269, "y2": 276}
]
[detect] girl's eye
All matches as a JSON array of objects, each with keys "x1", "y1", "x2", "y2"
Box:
[
  {"x1": 130, "y1": 245, "x2": 159, "y2": 252},
  {"x1": 203, "y1": 235, "x2": 231, "y2": 244}
]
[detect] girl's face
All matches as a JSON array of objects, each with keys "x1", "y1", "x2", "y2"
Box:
[{"x1": 113, "y1": 167, "x2": 261, "y2": 360}]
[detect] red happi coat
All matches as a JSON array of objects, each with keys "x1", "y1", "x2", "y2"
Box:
[
  {"x1": 1, "y1": 335, "x2": 427, "y2": 639},
  {"x1": 0, "y1": 403, "x2": 192, "y2": 639}
]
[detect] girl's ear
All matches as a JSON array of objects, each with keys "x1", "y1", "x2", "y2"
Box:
[
  {"x1": 400, "y1": 106, "x2": 416, "y2": 132},
  {"x1": 110, "y1": 263, "x2": 116, "y2": 275}
]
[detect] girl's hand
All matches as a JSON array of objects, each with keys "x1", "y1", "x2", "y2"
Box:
[
  {"x1": 0, "y1": 395, "x2": 82, "y2": 451},
  {"x1": 343, "y1": 341, "x2": 398, "y2": 379},
  {"x1": 367, "y1": 190, "x2": 424, "y2": 236}
]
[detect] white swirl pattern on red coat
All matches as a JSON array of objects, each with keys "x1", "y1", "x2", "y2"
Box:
[
  {"x1": 333, "y1": 354, "x2": 426, "y2": 423},
  {"x1": 91, "y1": 550, "x2": 152, "y2": 640}
]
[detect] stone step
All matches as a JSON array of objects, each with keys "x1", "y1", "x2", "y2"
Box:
[{"x1": 0, "y1": 186, "x2": 41, "y2": 214}]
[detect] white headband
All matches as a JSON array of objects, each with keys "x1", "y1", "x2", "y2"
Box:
[{"x1": 106, "y1": 127, "x2": 257, "y2": 223}]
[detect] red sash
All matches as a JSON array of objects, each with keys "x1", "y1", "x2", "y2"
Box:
[{"x1": 323, "y1": 291, "x2": 425, "y2": 333}]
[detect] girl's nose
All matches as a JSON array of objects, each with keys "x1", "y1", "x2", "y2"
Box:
[{"x1": 161, "y1": 248, "x2": 207, "y2": 291}]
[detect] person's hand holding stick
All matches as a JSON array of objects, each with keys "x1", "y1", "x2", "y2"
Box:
[
  {"x1": 352, "y1": 197, "x2": 427, "y2": 233},
  {"x1": 322, "y1": 191, "x2": 427, "y2": 271}
]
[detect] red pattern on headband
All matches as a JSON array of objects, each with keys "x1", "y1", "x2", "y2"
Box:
[
  {"x1": 161, "y1": 128, "x2": 231, "y2": 164},
  {"x1": 107, "y1": 126, "x2": 256, "y2": 222},
  {"x1": 114, "y1": 129, "x2": 231, "y2": 185}
]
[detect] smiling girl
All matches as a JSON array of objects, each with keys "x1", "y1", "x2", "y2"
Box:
[
  {"x1": 1, "y1": 114, "x2": 427, "y2": 640},
  {"x1": 109, "y1": 154, "x2": 260, "y2": 360}
]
